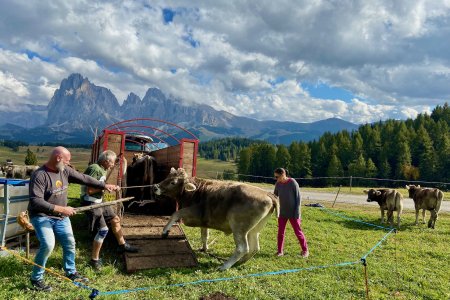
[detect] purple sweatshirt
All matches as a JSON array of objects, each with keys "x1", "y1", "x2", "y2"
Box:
[{"x1": 274, "y1": 178, "x2": 301, "y2": 219}]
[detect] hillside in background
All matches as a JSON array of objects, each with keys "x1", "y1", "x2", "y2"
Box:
[{"x1": 0, "y1": 73, "x2": 358, "y2": 145}]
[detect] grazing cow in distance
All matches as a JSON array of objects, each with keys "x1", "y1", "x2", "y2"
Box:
[
  {"x1": 4, "y1": 165, "x2": 39, "y2": 179},
  {"x1": 406, "y1": 185, "x2": 443, "y2": 229},
  {"x1": 363, "y1": 189, "x2": 403, "y2": 227},
  {"x1": 153, "y1": 167, "x2": 279, "y2": 270}
]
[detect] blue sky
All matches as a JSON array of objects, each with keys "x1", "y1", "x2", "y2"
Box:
[{"x1": 0, "y1": 1, "x2": 449, "y2": 123}]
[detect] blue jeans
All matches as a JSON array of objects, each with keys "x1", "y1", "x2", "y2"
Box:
[{"x1": 30, "y1": 216, "x2": 77, "y2": 281}]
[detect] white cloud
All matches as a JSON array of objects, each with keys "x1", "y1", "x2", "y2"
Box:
[{"x1": 0, "y1": 0, "x2": 449, "y2": 125}]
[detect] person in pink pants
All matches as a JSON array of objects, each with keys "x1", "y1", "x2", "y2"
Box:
[{"x1": 274, "y1": 168, "x2": 309, "y2": 257}]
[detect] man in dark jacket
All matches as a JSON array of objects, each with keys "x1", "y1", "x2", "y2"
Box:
[{"x1": 28, "y1": 146, "x2": 119, "y2": 292}]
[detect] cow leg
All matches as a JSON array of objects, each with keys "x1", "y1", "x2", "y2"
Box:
[
  {"x1": 380, "y1": 208, "x2": 385, "y2": 224},
  {"x1": 415, "y1": 209, "x2": 420, "y2": 225},
  {"x1": 387, "y1": 210, "x2": 394, "y2": 227},
  {"x1": 236, "y1": 231, "x2": 259, "y2": 265},
  {"x1": 199, "y1": 227, "x2": 209, "y2": 252},
  {"x1": 219, "y1": 232, "x2": 249, "y2": 271},
  {"x1": 397, "y1": 209, "x2": 401, "y2": 228},
  {"x1": 162, "y1": 207, "x2": 201, "y2": 238},
  {"x1": 421, "y1": 209, "x2": 426, "y2": 224},
  {"x1": 238, "y1": 207, "x2": 274, "y2": 265},
  {"x1": 162, "y1": 211, "x2": 181, "y2": 238},
  {"x1": 428, "y1": 209, "x2": 437, "y2": 229}
]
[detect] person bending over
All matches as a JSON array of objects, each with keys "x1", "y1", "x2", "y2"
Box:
[{"x1": 81, "y1": 150, "x2": 138, "y2": 270}]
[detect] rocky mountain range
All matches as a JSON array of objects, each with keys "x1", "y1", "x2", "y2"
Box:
[{"x1": 0, "y1": 73, "x2": 359, "y2": 144}]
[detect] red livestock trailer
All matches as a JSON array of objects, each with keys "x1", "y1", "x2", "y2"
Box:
[{"x1": 89, "y1": 119, "x2": 199, "y2": 272}]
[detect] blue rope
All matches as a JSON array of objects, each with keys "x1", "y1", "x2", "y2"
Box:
[
  {"x1": 318, "y1": 207, "x2": 392, "y2": 230},
  {"x1": 82, "y1": 205, "x2": 396, "y2": 298},
  {"x1": 97, "y1": 261, "x2": 360, "y2": 296},
  {"x1": 361, "y1": 228, "x2": 395, "y2": 261}
]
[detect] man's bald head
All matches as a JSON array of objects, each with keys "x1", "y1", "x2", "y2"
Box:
[
  {"x1": 51, "y1": 146, "x2": 71, "y2": 158},
  {"x1": 47, "y1": 146, "x2": 72, "y2": 172}
]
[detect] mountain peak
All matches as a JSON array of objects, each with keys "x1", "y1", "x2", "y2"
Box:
[
  {"x1": 123, "y1": 92, "x2": 141, "y2": 105},
  {"x1": 62, "y1": 73, "x2": 87, "y2": 90},
  {"x1": 143, "y1": 87, "x2": 166, "y2": 102}
]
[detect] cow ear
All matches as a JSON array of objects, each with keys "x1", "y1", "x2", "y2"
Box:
[
  {"x1": 375, "y1": 191, "x2": 381, "y2": 196},
  {"x1": 417, "y1": 185, "x2": 420, "y2": 188},
  {"x1": 184, "y1": 182, "x2": 196, "y2": 192},
  {"x1": 170, "y1": 167, "x2": 177, "y2": 174},
  {"x1": 363, "y1": 190, "x2": 369, "y2": 194}
]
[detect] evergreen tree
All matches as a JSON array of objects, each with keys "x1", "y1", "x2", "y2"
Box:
[
  {"x1": 275, "y1": 145, "x2": 291, "y2": 171},
  {"x1": 351, "y1": 131, "x2": 364, "y2": 159},
  {"x1": 416, "y1": 125, "x2": 436, "y2": 180},
  {"x1": 289, "y1": 142, "x2": 301, "y2": 176},
  {"x1": 326, "y1": 154, "x2": 344, "y2": 185},
  {"x1": 335, "y1": 131, "x2": 353, "y2": 168},
  {"x1": 365, "y1": 158, "x2": 378, "y2": 178},
  {"x1": 298, "y1": 143, "x2": 312, "y2": 178},
  {"x1": 378, "y1": 158, "x2": 392, "y2": 180},
  {"x1": 237, "y1": 148, "x2": 252, "y2": 178},
  {"x1": 435, "y1": 132, "x2": 450, "y2": 182},
  {"x1": 395, "y1": 141, "x2": 412, "y2": 179},
  {"x1": 24, "y1": 148, "x2": 38, "y2": 165},
  {"x1": 348, "y1": 154, "x2": 366, "y2": 177},
  {"x1": 258, "y1": 144, "x2": 277, "y2": 177},
  {"x1": 430, "y1": 102, "x2": 450, "y2": 126}
]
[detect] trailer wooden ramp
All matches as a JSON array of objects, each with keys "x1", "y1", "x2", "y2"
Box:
[{"x1": 121, "y1": 214, "x2": 198, "y2": 272}]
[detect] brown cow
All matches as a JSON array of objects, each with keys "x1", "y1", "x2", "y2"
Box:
[
  {"x1": 405, "y1": 185, "x2": 443, "y2": 229},
  {"x1": 5, "y1": 165, "x2": 39, "y2": 179},
  {"x1": 363, "y1": 189, "x2": 403, "y2": 227},
  {"x1": 153, "y1": 167, "x2": 279, "y2": 270}
]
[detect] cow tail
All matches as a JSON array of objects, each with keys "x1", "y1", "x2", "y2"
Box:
[
  {"x1": 396, "y1": 192, "x2": 403, "y2": 213},
  {"x1": 267, "y1": 193, "x2": 280, "y2": 218},
  {"x1": 435, "y1": 190, "x2": 443, "y2": 213}
]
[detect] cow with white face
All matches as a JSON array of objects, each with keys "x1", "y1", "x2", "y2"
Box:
[
  {"x1": 364, "y1": 188, "x2": 403, "y2": 227},
  {"x1": 153, "y1": 167, "x2": 279, "y2": 270}
]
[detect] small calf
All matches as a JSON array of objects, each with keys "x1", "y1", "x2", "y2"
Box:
[{"x1": 363, "y1": 189, "x2": 403, "y2": 227}]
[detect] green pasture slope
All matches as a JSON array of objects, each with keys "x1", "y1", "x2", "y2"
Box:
[
  {"x1": 0, "y1": 146, "x2": 234, "y2": 176},
  {"x1": 1, "y1": 184, "x2": 449, "y2": 299},
  {"x1": 0, "y1": 146, "x2": 91, "y2": 171}
]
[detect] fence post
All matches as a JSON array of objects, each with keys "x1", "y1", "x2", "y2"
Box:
[
  {"x1": 362, "y1": 258, "x2": 370, "y2": 300},
  {"x1": 332, "y1": 185, "x2": 341, "y2": 208},
  {"x1": 349, "y1": 176, "x2": 353, "y2": 192}
]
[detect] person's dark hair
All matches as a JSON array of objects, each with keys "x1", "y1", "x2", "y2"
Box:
[{"x1": 274, "y1": 168, "x2": 289, "y2": 176}]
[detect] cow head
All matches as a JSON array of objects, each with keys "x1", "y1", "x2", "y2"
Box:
[
  {"x1": 153, "y1": 167, "x2": 196, "y2": 197},
  {"x1": 363, "y1": 189, "x2": 382, "y2": 202},
  {"x1": 405, "y1": 184, "x2": 420, "y2": 198}
]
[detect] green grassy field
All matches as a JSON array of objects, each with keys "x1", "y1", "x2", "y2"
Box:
[
  {"x1": 0, "y1": 146, "x2": 91, "y2": 171},
  {"x1": 196, "y1": 158, "x2": 237, "y2": 179},
  {"x1": 1, "y1": 184, "x2": 449, "y2": 299}
]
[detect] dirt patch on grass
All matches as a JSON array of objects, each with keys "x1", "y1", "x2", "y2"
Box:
[{"x1": 199, "y1": 292, "x2": 236, "y2": 300}]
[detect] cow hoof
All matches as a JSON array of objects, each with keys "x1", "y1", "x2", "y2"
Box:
[
  {"x1": 218, "y1": 266, "x2": 229, "y2": 271},
  {"x1": 161, "y1": 231, "x2": 169, "y2": 239}
]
